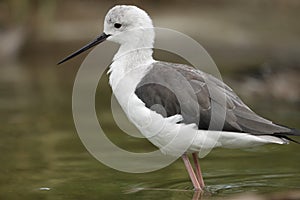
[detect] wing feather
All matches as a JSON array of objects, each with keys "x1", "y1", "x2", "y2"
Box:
[{"x1": 135, "y1": 61, "x2": 291, "y2": 135}]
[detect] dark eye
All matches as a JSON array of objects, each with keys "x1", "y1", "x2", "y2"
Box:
[{"x1": 114, "y1": 23, "x2": 122, "y2": 29}]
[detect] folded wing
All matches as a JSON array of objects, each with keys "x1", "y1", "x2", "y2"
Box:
[{"x1": 135, "y1": 61, "x2": 293, "y2": 137}]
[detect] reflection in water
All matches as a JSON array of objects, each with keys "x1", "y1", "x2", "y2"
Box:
[
  {"x1": 0, "y1": 61, "x2": 299, "y2": 200},
  {"x1": 124, "y1": 169, "x2": 300, "y2": 199},
  {"x1": 125, "y1": 185, "x2": 208, "y2": 200}
]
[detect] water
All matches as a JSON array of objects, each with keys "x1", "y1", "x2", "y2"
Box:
[{"x1": 0, "y1": 60, "x2": 299, "y2": 200}]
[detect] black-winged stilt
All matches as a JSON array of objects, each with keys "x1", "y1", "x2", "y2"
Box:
[{"x1": 58, "y1": 5, "x2": 299, "y2": 191}]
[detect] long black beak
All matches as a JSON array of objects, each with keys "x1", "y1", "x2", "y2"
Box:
[{"x1": 57, "y1": 32, "x2": 110, "y2": 65}]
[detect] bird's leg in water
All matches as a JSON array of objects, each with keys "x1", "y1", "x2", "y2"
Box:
[
  {"x1": 182, "y1": 154, "x2": 202, "y2": 191},
  {"x1": 192, "y1": 153, "x2": 205, "y2": 188}
]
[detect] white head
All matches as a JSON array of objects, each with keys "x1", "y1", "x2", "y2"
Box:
[
  {"x1": 58, "y1": 5, "x2": 154, "y2": 65},
  {"x1": 104, "y1": 5, "x2": 154, "y2": 47}
]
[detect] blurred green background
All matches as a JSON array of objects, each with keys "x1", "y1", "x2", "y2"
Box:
[{"x1": 1, "y1": 0, "x2": 299, "y2": 199}]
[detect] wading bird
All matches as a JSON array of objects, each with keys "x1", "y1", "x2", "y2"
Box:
[{"x1": 58, "y1": 5, "x2": 299, "y2": 191}]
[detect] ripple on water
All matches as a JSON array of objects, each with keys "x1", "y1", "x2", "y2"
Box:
[
  {"x1": 206, "y1": 171, "x2": 300, "y2": 196},
  {"x1": 124, "y1": 171, "x2": 300, "y2": 199}
]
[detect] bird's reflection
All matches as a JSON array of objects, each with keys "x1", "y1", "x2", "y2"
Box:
[
  {"x1": 125, "y1": 185, "x2": 210, "y2": 200},
  {"x1": 192, "y1": 190, "x2": 203, "y2": 200}
]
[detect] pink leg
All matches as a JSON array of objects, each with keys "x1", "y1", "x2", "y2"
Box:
[
  {"x1": 182, "y1": 154, "x2": 202, "y2": 191},
  {"x1": 192, "y1": 153, "x2": 205, "y2": 188}
]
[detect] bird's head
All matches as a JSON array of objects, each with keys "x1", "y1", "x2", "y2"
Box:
[
  {"x1": 58, "y1": 5, "x2": 154, "y2": 65},
  {"x1": 104, "y1": 5, "x2": 154, "y2": 45}
]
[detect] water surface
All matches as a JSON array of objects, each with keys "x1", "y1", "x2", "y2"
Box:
[{"x1": 0, "y1": 60, "x2": 299, "y2": 200}]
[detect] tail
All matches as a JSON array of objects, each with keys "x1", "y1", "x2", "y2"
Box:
[{"x1": 274, "y1": 128, "x2": 300, "y2": 144}]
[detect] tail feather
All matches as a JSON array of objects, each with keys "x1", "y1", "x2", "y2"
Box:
[
  {"x1": 290, "y1": 128, "x2": 300, "y2": 136},
  {"x1": 274, "y1": 128, "x2": 300, "y2": 144}
]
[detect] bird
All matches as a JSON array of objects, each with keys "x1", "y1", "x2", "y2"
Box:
[{"x1": 58, "y1": 5, "x2": 299, "y2": 191}]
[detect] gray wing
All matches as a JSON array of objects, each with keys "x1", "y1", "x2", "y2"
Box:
[{"x1": 135, "y1": 61, "x2": 292, "y2": 135}]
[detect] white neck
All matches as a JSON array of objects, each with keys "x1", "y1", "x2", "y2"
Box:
[
  {"x1": 114, "y1": 45, "x2": 153, "y2": 63},
  {"x1": 108, "y1": 45, "x2": 155, "y2": 92}
]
